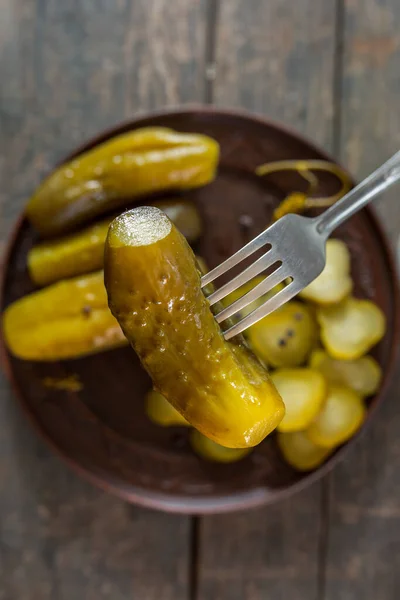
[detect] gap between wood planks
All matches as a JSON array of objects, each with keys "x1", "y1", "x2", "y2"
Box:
[
  {"x1": 318, "y1": 1, "x2": 345, "y2": 599},
  {"x1": 189, "y1": 2, "x2": 220, "y2": 599},
  {"x1": 203, "y1": 0, "x2": 220, "y2": 104}
]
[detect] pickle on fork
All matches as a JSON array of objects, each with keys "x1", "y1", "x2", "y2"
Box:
[{"x1": 104, "y1": 206, "x2": 285, "y2": 448}]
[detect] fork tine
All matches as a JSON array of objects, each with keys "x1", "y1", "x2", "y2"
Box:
[
  {"x1": 206, "y1": 247, "x2": 278, "y2": 307},
  {"x1": 223, "y1": 280, "x2": 298, "y2": 340},
  {"x1": 215, "y1": 265, "x2": 286, "y2": 323},
  {"x1": 200, "y1": 227, "x2": 273, "y2": 287}
]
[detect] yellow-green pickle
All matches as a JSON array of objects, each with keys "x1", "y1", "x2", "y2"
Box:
[
  {"x1": 27, "y1": 127, "x2": 219, "y2": 237},
  {"x1": 28, "y1": 217, "x2": 113, "y2": 286},
  {"x1": 105, "y1": 206, "x2": 285, "y2": 448},
  {"x1": 3, "y1": 271, "x2": 127, "y2": 361},
  {"x1": 28, "y1": 199, "x2": 203, "y2": 286},
  {"x1": 247, "y1": 301, "x2": 317, "y2": 368}
]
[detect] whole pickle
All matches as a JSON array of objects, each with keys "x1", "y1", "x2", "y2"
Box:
[
  {"x1": 3, "y1": 271, "x2": 127, "y2": 361},
  {"x1": 28, "y1": 199, "x2": 202, "y2": 286},
  {"x1": 26, "y1": 127, "x2": 219, "y2": 237},
  {"x1": 28, "y1": 217, "x2": 113, "y2": 286},
  {"x1": 104, "y1": 206, "x2": 284, "y2": 449}
]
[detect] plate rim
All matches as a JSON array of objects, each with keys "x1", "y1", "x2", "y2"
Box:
[{"x1": 1, "y1": 105, "x2": 399, "y2": 514}]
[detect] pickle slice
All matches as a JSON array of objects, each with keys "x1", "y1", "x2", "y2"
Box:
[
  {"x1": 104, "y1": 206, "x2": 285, "y2": 448},
  {"x1": 305, "y1": 384, "x2": 365, "y2": 448},
  {"x1": 309, "y1": 349, "x2": 382, "y2": 397},
  {"x1": 271, "y1": 368, "x2": 327, "y2": 432},
  {"x1": 278, "y1": 431, "x2": 333, "y2": 471},
  {"x1": 299, "y1": 239, "x2": 353, "y2": 305},
  {"x1": 247, "y1": 301, "x2": 317, "y2": 368},
  {"x1": 317, "y1": 297, "x2": 386, "y2": 360},
  {"x1": 190, "y1": 430, "x2": 251, "y2": 463}
]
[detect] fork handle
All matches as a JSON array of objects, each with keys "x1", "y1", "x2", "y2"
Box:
[{"x1": 315, "y1": 150, "x2": 400, "y2": 237}]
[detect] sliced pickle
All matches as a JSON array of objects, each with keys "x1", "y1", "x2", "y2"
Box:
[
  {"x1": 271, "y1": 368, "x2": 327, "y2": 432},
  {"x1": 299, "y1": 239, "x2": 352, "y2": 305},
  {"x1": 306, "y1": 384, "x2": 365, "y2": 448},
  {"x1": 309, "y1": 349, "x2": 382, "y2": 397},
  {"x1": 247, "y1": 301, "x2": 317, "y2": 368},
  {"x1": 277, "y1": 430, "x2": 333, "y2": 471},
  {"x1": 317, "y1": 297, "x2": 386, "y2": 360}
]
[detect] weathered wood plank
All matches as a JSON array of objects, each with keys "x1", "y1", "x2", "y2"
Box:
[
  {"x1": 0, "y1": 1, "x2": 207, "y2": 598},
  {"x1": 213, "y1": 0, "x2": 336, "y2": 149},
  {"x1": 197, "y1": 496, "x2": 326, "y2": 600},
  {"x1": 324, "y1": 2, "x2": 400, "y2": 599},
  {"x1": 197, "y1": 2, "x2": 338, "y2": 599},
  {"x1": 0, "y1": 407, "x2": 189, "y2": 600}
]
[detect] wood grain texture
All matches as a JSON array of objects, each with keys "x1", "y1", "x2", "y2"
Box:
[
  {"x1": 0, "y1": 402, "x2": 189, "y2": 600},
  {"x1": 197, "y1": 496, "x2": 324, "y2": 600},
  {"x1": 197, "y1": 2, "x2": 337, "y2": 599},
  {"x1": 0, "y1": 1, "x2": 207, "y2": 598},
  {"x1": 324, "y1": 2, "x2": 400, "y2": 599},
  {"x1": 213, "y1": 0, "x2": 336, "y2": 149},
  {"x1": 338, "y1": 0, "x2": 400, "y2": 242}
]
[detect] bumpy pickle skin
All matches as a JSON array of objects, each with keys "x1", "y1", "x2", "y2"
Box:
[
  {"x1": 28, "y1": 199, "x2": 202, "y2": 286},
  {"x1": 26, "y1": 127, "x2": 219, "y2": 237},
  {"x1": 3, "y1": 271, "x2": 127, "y2": 361},
  {"x1": 104, "y1": 206, "x2": 285, "y2": 448}
]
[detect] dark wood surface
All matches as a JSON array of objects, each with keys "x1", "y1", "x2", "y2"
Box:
[{"x1": 1, "y1": 1, "x2": 400, "y2": 599}]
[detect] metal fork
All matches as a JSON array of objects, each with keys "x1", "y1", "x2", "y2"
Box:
[{"x1": 202, "y1": 150, "x2": 400, "y2": 340}]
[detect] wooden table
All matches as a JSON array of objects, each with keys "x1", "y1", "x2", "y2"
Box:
[{"x1": 1, "y1": 1, "x2": 400, "y2": 598}]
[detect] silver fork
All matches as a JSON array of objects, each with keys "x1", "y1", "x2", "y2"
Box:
[{"x1": 202, "y1": 150, "x2": 400, "y2": 340}]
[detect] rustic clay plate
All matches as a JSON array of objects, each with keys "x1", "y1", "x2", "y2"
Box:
[{"x1": 1, "y1": 107, "x2": 399, "y2": 514}]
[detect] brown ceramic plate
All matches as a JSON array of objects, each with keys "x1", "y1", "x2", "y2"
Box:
[{"x1": 1, "y1": 107, "x2": 399, "y2": 514}]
